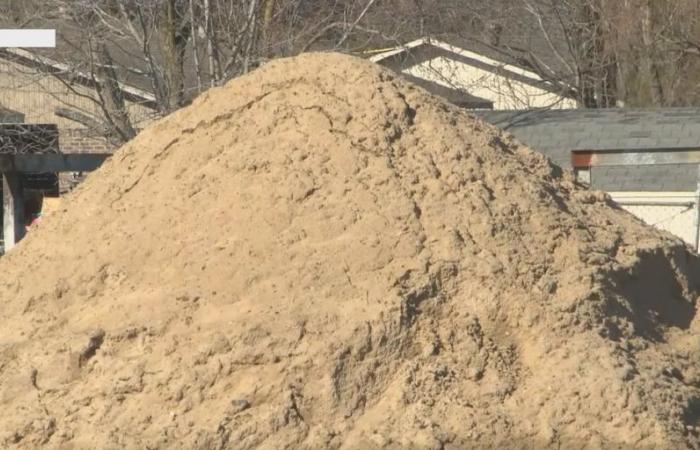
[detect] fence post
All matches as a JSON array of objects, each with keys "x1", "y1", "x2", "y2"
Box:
[{"x1": 2, "y1": 172, "x2": 24, "y2": 251}]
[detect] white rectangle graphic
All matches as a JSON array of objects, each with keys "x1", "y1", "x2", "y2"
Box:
[{"x1": 0, "y1": 29, "x2": 56, "y2": 48}]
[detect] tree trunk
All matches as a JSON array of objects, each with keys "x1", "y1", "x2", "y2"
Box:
[
  {"x1": 598, "y1": 13, "x2": 619, "y2": 108},
  {"x1": 94, "y1": 42, "x2": 137, "y2": 144},
  {"x1": 261, "y1": 0, "x2": 276, "y2": 53},
  {"x1": 203, "y1": 0, "x2": 219, "y2": 86},
  {"x1": 159, "y1": 0, "x2": 189, "y2": 110},
  {"x1": 188, "y1": 0, "x2": 202, "y2": 92},
  {"x1": 242, "y1": 0, "x2": 260, "y2": 74},
  {"x1": 641, "y1": 0, "x2": 665, "y2": 105},
  {"x1": 574, "y1": 2, "x2": 600, "y2": 107},
  {"x1": 574, "y1": 0, "x2": 617, "y2": 108}
]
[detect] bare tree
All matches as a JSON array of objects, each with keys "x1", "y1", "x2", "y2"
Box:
[
  {"x1": 0, "y1": 0, "x2": 395, "y2": 146},
  {"x1": 4, "y1": 0, "x2": 700, "y2": 149}
]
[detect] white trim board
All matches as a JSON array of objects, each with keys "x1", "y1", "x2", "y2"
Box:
[{"x1": 0, "y1": 29, "x2": 55, "y2": 48}]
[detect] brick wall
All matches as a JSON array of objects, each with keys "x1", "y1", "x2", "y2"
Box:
[
  {"x1": 58, "y1": 128, "x2": 114, "y2": 154},
  {"x1": 57, "y1": 128, "x2": 116, "y2": 194}
]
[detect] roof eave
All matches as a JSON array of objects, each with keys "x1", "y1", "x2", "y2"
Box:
[{"x1": 0, "y1": 48, "x2": 158, "y2": 109}]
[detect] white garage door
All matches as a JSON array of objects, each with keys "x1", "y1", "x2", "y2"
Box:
[{"x1": 610, "y1": 192, "x2": 699, "y2": 251}]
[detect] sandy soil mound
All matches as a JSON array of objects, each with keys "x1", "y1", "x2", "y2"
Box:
[{"x1": 1, "y1": 53, "x2": 699, "y2": 449}]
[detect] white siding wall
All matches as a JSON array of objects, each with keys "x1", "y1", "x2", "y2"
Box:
[{"x1": 403, "y1": 56, "x2": 577, "y2": 110}]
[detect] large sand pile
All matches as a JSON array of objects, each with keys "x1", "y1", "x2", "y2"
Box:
[{"x1": 1, "y1": 53, "x2": 699, "y2": 449}]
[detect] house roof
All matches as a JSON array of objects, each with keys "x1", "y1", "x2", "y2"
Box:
[
  {"x1": 399, "y1": 72, "x2": 493, "y2": 109},
  {"x1": 0, "y1": 14, "x2": 210, "y2": 107},
  {"x1": 367, "y1": 37, "x2": 574, "y2": 99},
  {"x1": 475, "y1": 108, "x2": 700, "y2": 192},
  {"x1": 0, "y1": 47, "x2": 157, "y2": 108},
  {"x1": 369, "y1": 38, "x2": 540, "y2": 78},
  {"x1": 0, "y1": 9, "x2": 162, "y2": 111},
  {"x1": 0, "y1": 105, "x2": 24, "y2": 123}
]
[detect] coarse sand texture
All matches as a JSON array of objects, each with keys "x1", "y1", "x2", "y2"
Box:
[{"x1": 1, "y1": 53, "x2": 699, "y2": 449}]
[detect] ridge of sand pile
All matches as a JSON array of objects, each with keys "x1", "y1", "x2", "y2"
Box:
[{"x1": 1, "y1": 53, "x2": 699, "y2": 449}]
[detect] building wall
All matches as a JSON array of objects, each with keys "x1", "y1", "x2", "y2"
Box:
[
  {"x1": 0, "y1": 58, "x2": 156, "y2": 154},
  {"x1": 59, "y1": 128, "x2": 113, "y2": 154},
  {"x1": 609, "y1": 191, "x2": 699, "y2": 250},
  {"x1": 403, "y1": 56, "x2": 577, "y2": 110},
  {"x1": 0, "y1": 58, "x2": 155, "y2": 127}
]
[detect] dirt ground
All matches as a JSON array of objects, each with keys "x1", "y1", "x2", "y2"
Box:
[{"x1": 0, "y1": 53, "x2": 699, "y2": 449}]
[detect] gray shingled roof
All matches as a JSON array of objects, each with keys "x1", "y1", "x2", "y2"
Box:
[
  {"x1": 0, "y1": 106, "x2": 24, "y2": 124},
  {"x1": 475, "y1": 108, "x2": 700, "y2": 192}
]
